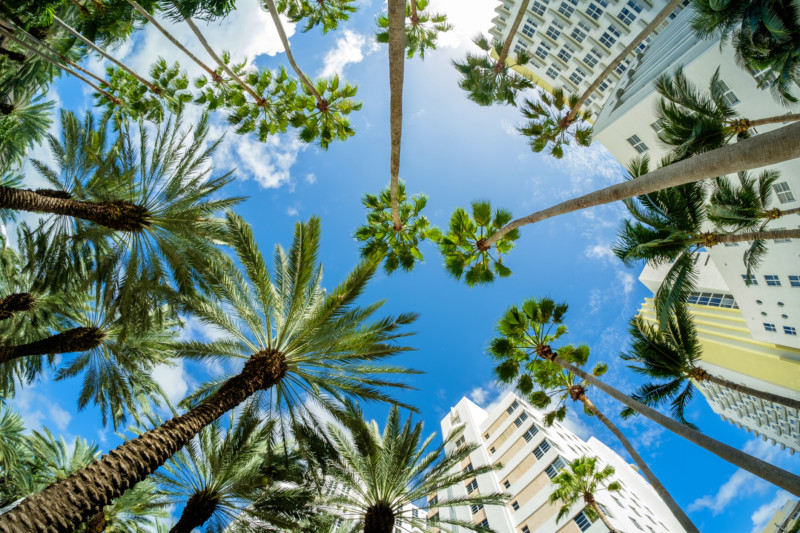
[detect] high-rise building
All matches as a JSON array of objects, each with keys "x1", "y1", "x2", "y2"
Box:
[
  {"x1": 758, "y1": 498, "x2": 800, "y2": 533},
  {"x1": 637, "y1": 252, "x2": 800, "y2": 454},
  {"x1": 592, "y1": 5, "x2": 800, "y2": 350},
  {"x1": 488, "y1": 0, "x2": 684, "y2": 119},
  {"x1": 427, "y1": 393, "x2": 688, "y2": 533}
]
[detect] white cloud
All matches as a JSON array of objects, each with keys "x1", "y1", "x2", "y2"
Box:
[
  {"x1": 750, "y1": 491, "x2": 792, "y2": 533},
  {"x1": 11, "y1": 385, "x2": 71, "y2": 433},
  {"x1": 617, "y1": 271, "x2": 635, "y2": 295},
  {"x1": 545, "y1": 142, "x2": 625, "y2": 197},
  {"x1": 213, "y1": 132, "x2": 306, "y2": 189},
  {"x1": 47, "y1": 402, "x2": 72, "y2": 432},
  {"x1": 468, "y1": 386, "x2": 490, "y2": 406},
  {"x1": 561, "y1": 410, "x2": 591, "y2": 439},
  {"x1": 427, "y1": 0, "x2": 498, "y2": 50},
  {"x1": 305, "y1": 173, "x2": 317, "y2": 184},
  {"x1": 286, "y1": 206, "x2": 299, "y2": 216},
  {"x1": 319, "y1": 30, "x2": 366, "y2": 78},
  {"x1": 688, "y1": 469, "x2": 770, "y2": 515},
  {"x1": 500, "y1": 120, "x2": 517, "y2": 137},
  {"x1": 585, "y1": 242, "x2": 616, "y2": 263},
  {"x1": 152, "y1": 360, "x2": 190, "y2": 404}
]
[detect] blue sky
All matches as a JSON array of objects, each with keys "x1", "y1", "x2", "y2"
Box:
[{"x1": 7, "y1": 0, "x2": 800, "y2": 531}]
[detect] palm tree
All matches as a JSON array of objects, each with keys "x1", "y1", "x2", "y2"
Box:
[
  {"x1": 0, "y1": 92, "x2": 52, "y2": 175},
  {"x1": 325, "y1": 401, "x2": 506, "y2": 533},
  {"x1": 375, "y1": 0, "x2": 452, "y2": 59},
  {"x1": 488, "y1": 297, "x2": 800, "y2": 498},
  {"x1": 276, "y1": 0, "x2": 357, "y2": 33},
  {"x1": 622, "y1": 304, "x2": 800, "y2": 426},
  {"x1": 519, "y1": 0, "x2": 684, "y2": 156},
  {"x1": 490, "y1": 298, "x2": 699, "y2": 533},
  {"x1": 0, "y1": 213, "x2": 419, "y2": 532},
  {"x1": 549, "y1": 456, "x2": 621, "y2": 533},
  {"x1": 150, "y1": 403, "x2": 274, "y2": 533},
  {"x1": 690, "y1": 0, "x2": 800, "y2": 102},
  {"x1": 654, "y1": 67, "x2": 800, "y2": 159},
  {"x1": 459, "y1": 120, "x2": 800, "y2": 281}
]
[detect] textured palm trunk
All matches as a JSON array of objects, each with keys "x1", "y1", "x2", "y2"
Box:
[
  {"x1": 576, "y1": 392, "x2": 699, "y2": 533},
  {"x1": 484, "y1": 120, "x2": 800, "y2": 247},
  {"x1": 169, "y1": 490, "x2": 218, "y2": 533},
  {"x1": 83, "y1": 512, "x2": 106, "y2": 533},
  {"x1": 691, "y1": 368, "x2": 800, "y2": 411},
  {"x1": 388, "y1": 0, "x2": 405, "y2": 230},
  {"x1": 410, "y1": 0, "x2": 419, "y2": 24},
  {"x1": 702, "y1": 228, "x2": 800, "y2": 245},
  {"x1": 588, "y1": 500, "x2": 616, "y2": 533},
  {"x1": 495, "y1": 0, "x2": 531, "y2": 72},
  {"x1": 0, "y1": 327, "x2": 105, "y2": 365},
  {"x1": 263, "y1": 0, "x2": 326, "y2": 109},
  {"x1": 537, "y1": 347, "x2": 800, "y2": 497},
  {"x1": 0, "y1": 349, "x2": 288, "y2": 533},
  {"x1": 363, "y1": 502, "x2": 396, "y2": 533},
  {"x1": 747, "y1": 112, "x2": 800, "y2": 128},
  {"x1": 566, "y1": 0, "x2": 684, "y2": 124},
  {"x1": 0, "y1": 292, "x2": 36, "y2": 321},
  {"x1": 0, "y1": 186, "x2": 148, "y2": 231}
]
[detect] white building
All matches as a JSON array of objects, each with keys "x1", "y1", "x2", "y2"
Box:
[
  {"x1": 592, "y1": 5, "x2": 800, "y2": 349},
  {"x1": 638, "y1": 252, "x2": 800, "y2": 454},
  {"x1": 428, "y1": 393, "x2": 688, "y2": 533},
  {"x1": 489, "y1": 0, "x2": 685, "y2": 119}
]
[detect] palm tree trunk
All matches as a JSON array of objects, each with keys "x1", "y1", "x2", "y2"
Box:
[
  {"x1": 539, "y1": 348, "x2": 800, "y2": 496},
  {"x1": 125, "y1": 0, "x2": 222, "y2": 82},
  {"x1": 0, "y1": 292, "x2": 35, "y2": 321},
  {"x1": 388, "y1": 0, "x2": 405, "y2": 230},
  {"x1": 0, "y1": 46, "x2": 24, "y2": 62},
  {"x1": 0, "y1": 350, "x2": 288, "y2": 533},
  {"x1": 589, "y1": 500, "x2": 617, "y2": 533},
  {"x1": 262, "y1": 0, "x2": 326, "y2": 109},
  {"x1": 705, "y1": 228, "x2": 800, "y2": 245},
  {"x1": 496, "y1": 0, "x2": 531, "y2": 71},
  {"x1": 181, "y1": 15, "x2": 266, "y2": 106},
  {"x1": 747, "y1": 113, "x2": 800, "y2": 128},
  {"x1": 51, "y1": 15, "x2": 161, "y2": 95},
  {"x1": 483, "y1": 120, "x2": 800, "y2": 247},
  {"x1": 82, "y1": 512, "x2": 106, "y2": 533},
  {"x1": 169, "y1": 491, "x2": 217, "y2": 533},
  {"x1": 579, "y1": 395, "x2": 699, "y2": 533},
  {"x1": 693, "y1": 369, "x2": 800, "y2": 411},
  {"x1": 0, "y1": 186, "x2": 149, "y2": 231},
  {"x1": 364, "y1": 502, "x2": 396, "y2": 533},
  {"x1": 410, "y1": 0, "x2": 419, "y2": 25},
  {"x1": 766, "y1": 206, "x2": 800, "y2": 218},
  {"x1": 0, "y1": 327, "x2": 105, "y2": 365},
  {"x1": 566, "y1": 0, "x2": 684, "y2": 123}
]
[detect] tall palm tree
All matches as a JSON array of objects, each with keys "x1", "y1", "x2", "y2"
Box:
[
  {"x1": 325, "y1": 401, "x2": 506, "y2": 533},
  {"x1": 489, "y1": 298, "x2": 699, "y2": 533},
  {"x1": 0, "y1": 92, "x2": 52, "y2": 175},
  {"x1": 549, "y1": 456, "x2": 621, "y2": 533},
  {"x1": 691, "y1": 0, "x2": 800, "y2": 102},
  {"x1": 622, "y1": 304, "x2": 800, "y2": 426},
  {"x1": 489, "y1": 297, "x2": 800, "y2": 498},
  {"x1": 375, "y1": 0, "x2": 452, "y2": 59},
  {"x1": 0, "y1": 213, "x2": 419, "y2": 532},
  {"x1": 654, "y1": 67, "x2": 800, "y2": 160},
  {"x1": 519, "y1": 0, "x2": 684, "y2": 156}
]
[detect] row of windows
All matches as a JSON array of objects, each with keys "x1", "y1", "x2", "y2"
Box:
[
  {"x1": 686, "y1": 291, "x2": 739, "y2": 309},
  {"x1": 507, "y1": 399, "x2": 520, "y2": 414},
  {"x1": 522, "y1": 423, "x2": 539, "y2": 442},
  {"x1": 764, "y1": 323, "x2": 797, "y2": 335},
  {"x1": 743, "y1": 273, "x2": 800, "y2": 287}
]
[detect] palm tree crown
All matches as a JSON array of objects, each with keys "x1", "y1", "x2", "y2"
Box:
[
  {"x1": 549, "y1": 456, "x2": 621, "y2": 529},
  {"x1": 517, "y1": 89, "x2": 593, "y2": 159}
]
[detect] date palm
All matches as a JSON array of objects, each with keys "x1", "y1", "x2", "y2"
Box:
[
  {"x1": 325, "y1": 400, "x2": 506, "y2": 533},
  {"x1": 375, "y1": 0, "x2": 452, "y2": 59},
  {"x1": 0, "y1": 92, "x2": 53, "y2": 175},
  {"x1": 621, "y1": 304, "x2": 800, "y2": 428},
  {"x1": 0, "y1": 213, "x2": 419, "y2": 532},
  {"x1": 549, "y1": 456, "x2": 621, "y2": 532},
  {"x1": 691, "y1": 0, "x2": 800, "y2": 103}
]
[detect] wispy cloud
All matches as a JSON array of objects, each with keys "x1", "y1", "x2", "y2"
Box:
[
  {"x1": 750, "y1": 491, "x2": 792, "y2": 533},
  {"x1": 319, "y1": 30, "x2": 367, "y2": 78}
]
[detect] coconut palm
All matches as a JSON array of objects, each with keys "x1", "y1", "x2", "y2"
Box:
[
  {"x1": 375, "y1": 0, "x2": 452, "y2": 59},
  {"x1": 277, "y1": 0, "x2": 357, "y2": 33},
  {"x1": 325, "y1": 400, "x2": 506, "y2": 533},
  {"x1": 0, "y1": 213, "x2": 419, "y2": 532},
  {"x1": 690, "y1": 0, "x2": 800, "y2": 103},
  {"x1": 622, "y1": 304, "x2": 800, "y2": 427},
  {"x1": 549, "y1": 456, "x2": 621, "y2": 532},
  {"x1": 519, "y1": 0, "x2": 684, "y2": 156},
  {"x1": 654, "y1": 67, "x2": 800, "y2": 160},
  {"x1": 488, "y1": 296, "x2": 800, "y2": 500}
]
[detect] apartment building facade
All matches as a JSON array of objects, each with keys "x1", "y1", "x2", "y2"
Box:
[
  {"x1": 592, "y1": 6, "x2": 800, "y2": 350},
  {"x1": 488, "y1": 0, "x2": 684, "y2": 119},
  {"x1": 428, "y1": 393, "x2": 687, "y2": 533},
  {"x1": 638, "y1": 254, "x2": 800, "y2": 454}
]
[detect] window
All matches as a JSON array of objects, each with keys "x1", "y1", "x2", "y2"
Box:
[
  {"x1": 558, "y1": 0, "x2": 577, "y2": 18},
  {"x1": 412, "y1": 509, "x2": 418, "y2": 518},
  {"x1": 717, "y1": 79, "x2": 740, "y2": 106},
  {"x1": 530, "y1": 0, "x2": 547, "y2": 15},
  {"x1": 514, "y1": 42, "x2": 526, "y2": 53},
  {"x1": 779, "y1": 301, "x2": 785, "y2": 307},
  {"x1": 522, "y1": 527, "x2": 531, "y2": 533},
  {"x1": 598, "y1": 503, "x2": 613, "y2": 518},
  {"x1": 503, "y1": 480, "x2": 511, "y2": 489},
  {"x1": 614, "y1": 57, "x2": 631, "y2": 75},
  {"x1": 574, "y1": 511, "x2": 592, "y2": 531},
  {"x1": 569, "y1": 68, "x2": 586, "y2": 85},
  {"x1": 535, "y1": 41, "x2": 551, "y2": 60},
  {"x1": 764, "y1": 323, "x2": 777, "y2": 332},
  {"x1": 455, "y1": 436, "x2": 466, "y2": 448},
  {"x1": 546, "y1": 456, "x2": 568, "y2": 478},
  {"x1": 514, "y1": 412, "x2": 529, "y2": 427},
  {"x1": 765, "y1": 275, "x2": 782, "y2": 286},
  {"x1": 600, "y1": 24, "x2": 621, "y2": 47},
  {"x1": 785, "y1": 326, "x2": 797, "y2": 336},
  {"x1": 522, "y1": 424, "x2": 539, "y2": 442},
  {"x1": 773, "y1": 181, "x2": 796, "y2": 203},
  {"x1": 636, "y1": 36, "x2": 652, "y2": 54},
  {"x1": 522, "y1": 19, "x2": 537, "y2": 37},
  {"x1": 512, "y1": 500, "x2": 520, "y2": 510},
  {"x1": 428, "y1": 512, "x2": 439, "y2": 524},
  {"x1": 507, "y1": 400, "x2": 519, "y2": 414},
  {"x1": 789, "y1": 275, "x2": 800, "y2": 287},
  {"x1": 583, "y1": 48, "x2": 602, "y2": 68},
  {"x1": 480, "y1": 519, "x2": 489, "y2": 528},
  {"x1": 471, "y1": 503, "x2": 484, "y2": 514},
  {"x1": 586, "y1": 2, "x2": 604, "y2": 20},
  {"x1": 484, "y1": 432, "x2": 490, "y2": 440},
  {"x1": 533, "y1": 439, "x2": 551, "y2": 459},
  {"x1": 626, "y1": 134, "x2": 648, "y2": 153},
  {"x1": 632, "y1": 518, "x2": 645, "y2": 531},
  {"x1": 598, "y1": 80, "x2": 610, "y2": 92},
  {"x1": 618, "y1": 0, "x2": 643, "y2": 25},
  {"x1": 546, "y1": 64, "x2": 561, "y2": 79},
  {"x1": 687, "y1": 292, "x2": 738, "y2": 309},
  {"x1": 466, "y1": 479, "x2": 478, "y2": 494},
  {"x1": 557, "y1": 43, "x2": 575, "y2": 62},
  {"x1": 490, "y1": 446, "x2": 496, "y2": 454},
  {"x1": 570, "y1": 20, "x2": 591, "y2": 42},
  {"x1": 429, "y1": 496, "x2": 438, "y2": 506},
  {"x1": 742, "y1": 274, "x2": 758, "y2": 286},
  {"x1": 463, "y1": 463, "x2": 474, "y2": 473},
  {"x1": 545, "y1": 20, "x2": 564, "y2": 40}
]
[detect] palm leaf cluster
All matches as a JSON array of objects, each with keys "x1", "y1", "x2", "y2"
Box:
[
  {"x1": 375, "y1": 0, "x2": 452, "y2": 59},
  {"x1": 517, "y1": 89, "x2": 593, "y2": 159},
  {"x1": 549, "y1": 456, "x2": 620, "y2": 528}
]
